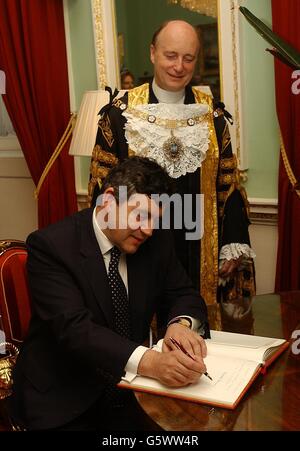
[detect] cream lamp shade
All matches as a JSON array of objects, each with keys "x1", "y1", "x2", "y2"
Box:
[
  {"x1": 36, "y1": 89, "x2": 128, "y2": 199},
  {"x1": 69, "y1": 90, "x2": 110, "y2": 156}
]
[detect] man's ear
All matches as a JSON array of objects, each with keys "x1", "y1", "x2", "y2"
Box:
[
  {"x1": 102, "y1": 188, "x2": 115, "y2": 205},
  {"x1": 96, "y1": 188, "x2": 115, "y2": 211},
  {"x1": 150, "y1": 44, "x2": 155, "y2": 64}
]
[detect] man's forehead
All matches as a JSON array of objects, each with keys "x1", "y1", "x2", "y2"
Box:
[
  {"x1": 128, "y1": 192, "x2": 150, "y2": 201},
  {"x1": 127, "y1": 193, "x2": 161, "y2": 213},
  {"x1": 128, "y1": 193, "x2": 158, "y2": 206},
  {"x1": 156, "y1": 23, "x2": 198, "y2": 46}
]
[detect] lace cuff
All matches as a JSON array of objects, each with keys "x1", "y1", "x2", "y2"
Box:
[
  {"x1": 219, "y1": 243, "x2": 256, "y2": 261},
  {"x1": 218, "y1": 244, "x2": 255, "y2": 286}
]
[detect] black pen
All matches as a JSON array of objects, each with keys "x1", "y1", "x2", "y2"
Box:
[{"x1": 169, "y1": 336, "x2": 213, "y2": 381}]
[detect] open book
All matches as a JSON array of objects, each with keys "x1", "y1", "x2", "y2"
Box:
[{"x1": 119, "y1": 330, "x2": 289, "y2": 409}]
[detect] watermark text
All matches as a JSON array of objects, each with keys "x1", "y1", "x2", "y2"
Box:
[
  {"x1": 291, "y1": 70, "x2": 300, "y2": 95},
  {"x1": 0, "y1": 70, "x2": 5, "y2": 94},
  {"x1": 291, "y1": 329, "x2": 300, "y2": 355},
  {"x1": 95, "y1": 186, "x2": 204, "y2": 241}
]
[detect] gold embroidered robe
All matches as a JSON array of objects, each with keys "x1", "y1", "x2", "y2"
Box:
[{"x1": 89, "y1": 83, "x2": 255, "y2": 305}]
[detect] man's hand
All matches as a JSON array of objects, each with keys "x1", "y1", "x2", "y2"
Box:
[
  {"x1": 163, "y1": 322, "x2": 207, "y2": 359},
  {"x1": 137, "y1": 323, "x2": 208, "y2": 387},
  {"x1": 219, "y1": 256, "x2": 243, "y2": 279},
  {"x1": 137, "y1": 348, "x2": 207, "y2": 387}
]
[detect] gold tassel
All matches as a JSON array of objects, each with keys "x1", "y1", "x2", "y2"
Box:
[
  {"x1": 279, "y1": 128, "x2": 300, "y2": 199},
  {"x1": 34, "y1": 113, "x2": 76, "y2": 200}
]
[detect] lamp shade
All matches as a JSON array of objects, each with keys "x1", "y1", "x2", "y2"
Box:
[{"x1": 69, "y1": 90, "x2": 110, "y2": 156}]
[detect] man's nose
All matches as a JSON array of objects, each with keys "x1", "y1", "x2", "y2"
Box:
[
  {"x1": 140, "y1": 226, "x2": 153, "y2": 238},
  {"x1": 174, "y1": 58, "x2": 184, "y2": 72}
]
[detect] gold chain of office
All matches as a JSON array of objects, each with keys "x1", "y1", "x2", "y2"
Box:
[{"x1": 125, "y1": 106, "x2": 211, "y2": 129}]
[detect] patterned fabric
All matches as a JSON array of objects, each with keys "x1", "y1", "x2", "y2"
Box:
[{"x1": 108, "y1": 247, "x2": 131, "y2": 338}]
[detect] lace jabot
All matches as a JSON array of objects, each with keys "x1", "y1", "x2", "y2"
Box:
[{"x1": 123, "y1": 103, "x2": 211, "y2": 178}]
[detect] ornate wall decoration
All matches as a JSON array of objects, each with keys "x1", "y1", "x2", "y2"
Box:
[
  {"x1": 168, "y1": 0, "x2": 217, "y2": 18},
  {"x1": 91, "y1": 0, "x2": 107, "y2": 88},
  {"x1": 230, "y1": 0, "x2": 241, "y2": 165}
]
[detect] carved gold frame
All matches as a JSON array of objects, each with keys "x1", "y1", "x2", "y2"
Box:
[{"x1": 91, "y1": 0, "x2": 120, "y2": 90}]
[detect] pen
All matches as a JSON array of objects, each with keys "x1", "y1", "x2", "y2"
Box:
[{"x1": 169, "y1": 336, "x2": 213, "y2": 381}]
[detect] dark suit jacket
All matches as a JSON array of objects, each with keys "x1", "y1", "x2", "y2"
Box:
[{"x1": 10, "y1": 208, "x2": 209, "y2": 430}]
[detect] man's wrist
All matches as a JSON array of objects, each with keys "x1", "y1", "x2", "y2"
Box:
[
  {"x1": 167, "y1": 317, "x2": 192, "y2": 329},
  {"x1": 137, "y1": 349, "x2": 159, "y2": 377}
]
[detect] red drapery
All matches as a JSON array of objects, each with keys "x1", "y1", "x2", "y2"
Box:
[
  {"x1": 272, "y1": 0, "x2": 300, "y2": 291},
  {"x1": 0, "y1": 0, "x2": 77, "y2": 228}
]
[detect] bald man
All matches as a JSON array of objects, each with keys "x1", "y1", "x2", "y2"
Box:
[
  {"x1": 89, "y1": 20, "x2": 255, "y2": 305},
  {"x1": 150, "y1": 20, "x2": 200, "y2": 92}
]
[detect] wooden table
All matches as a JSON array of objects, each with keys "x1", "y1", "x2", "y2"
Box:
[{"x1": 135, "y1": 292, "x2": 300, "y2": 431}]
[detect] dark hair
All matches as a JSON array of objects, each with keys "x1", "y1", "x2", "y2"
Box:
[
  {"x1": 100, "y1": 156, "x2": 174, "y2": 202},
  {"x1": 151, "y1": 20, "x2": 200, "y2": 46},
  {"x1": 121, "y1": 70, "x2": 134, "y2": 83}
]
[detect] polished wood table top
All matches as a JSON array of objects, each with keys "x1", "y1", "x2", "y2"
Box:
[{"x1": 135, "y1": 292, "x2": 300, "y2": 431}]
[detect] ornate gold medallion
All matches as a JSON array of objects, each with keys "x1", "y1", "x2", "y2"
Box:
[{"x1": 163, "y1": 130, "x2": 184, "y2": 161}]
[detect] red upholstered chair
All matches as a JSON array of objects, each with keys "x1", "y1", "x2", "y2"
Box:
[
  {"x1": 0, "y1": 240, "x2": 31, "y2": 345},
  {"x1": 0, "y1": 240, "x2": 31, "y2": 430}
]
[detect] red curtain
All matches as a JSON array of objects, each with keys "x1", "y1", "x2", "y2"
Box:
[
  {"x1": 272, "y1": 0, "x2": 300, "y2": 291},
  {"x1": 0, "y1": 0, "x2": 77, "y2": 228}
]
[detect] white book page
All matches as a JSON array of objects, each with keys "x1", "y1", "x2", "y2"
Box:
[
  {"x1": 121, "y1": 354, "x2": 259, "y2": 407},
  {"x1": 207, "y1": 330, "x2": 286, "y2": 363},
  {"x1": 210, "y1": 330, "x2": 278, "y2": 348}
]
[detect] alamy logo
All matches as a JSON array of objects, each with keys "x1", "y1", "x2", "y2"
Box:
[
  {"x1": 291, "y1": 70, "x2": 300, "y2": 95},
  {"x1": 291, "y1": 329, "x2": 300, "y2": 355},
  {"x1": 95, "y1": 186, "x2": 204, "y2": 241},
  {"x1": 0, "y1": 70, "x2": 5, "y2": 94}
]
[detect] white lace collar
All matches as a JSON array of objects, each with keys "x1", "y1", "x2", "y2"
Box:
[{"x1": 123, "y1": 103, "x2": 211, "y2": 178}]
